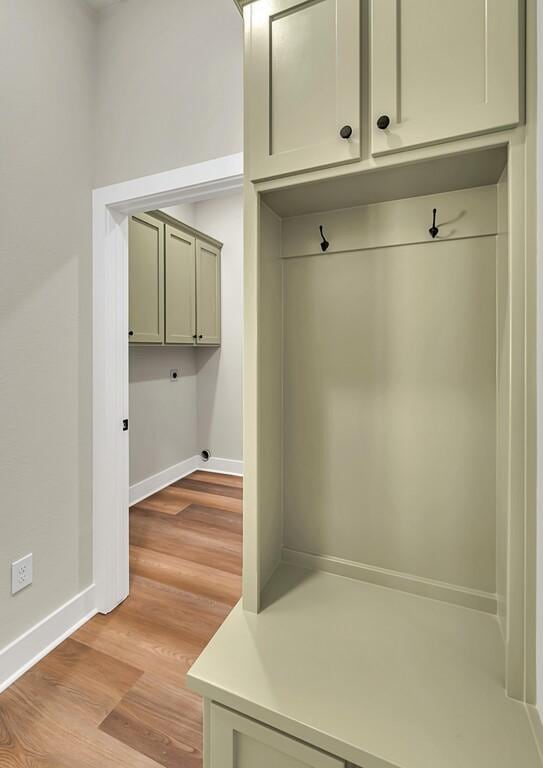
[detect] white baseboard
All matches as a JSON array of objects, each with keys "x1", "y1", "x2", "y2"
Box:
[
  {"x1": 0, "y1": 584, "x2": 96, "y2": 693},
  {"x1": 282, "y1": 548, "x2": 497, "y2": 614},
  {"x1": 199, "y1": 457, "x2": 243, "y2": 476},
  {"x1": 129, "y1": 455, "x2": 201, "y2": 505},
  {"x1": 130, "y1": 455, "x2": 244, "y2": 505}
]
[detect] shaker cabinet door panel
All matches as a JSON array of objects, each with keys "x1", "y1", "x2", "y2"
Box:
[
  {"x1": 371, "y1": 0, "x2": 520, "y2": 155},
  {"x1": 165, "y1": 224, "x2": 196, "y2": 344},
  {"x1": 128, "y1": 213, "x2": 164, "y2": 343},
  {"x1": 196, "y1": 240, "x2": 221, "y2": 345},
  {"x1": 209, "y1": 704, "x2": 344, "y2": 768},
  {"x1": 249, "y1": 0, "x2": 360, "y2": 180}
]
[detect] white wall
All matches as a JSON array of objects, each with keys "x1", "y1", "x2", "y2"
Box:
[
  {"x1": 94, "y1": 0, "x2": 243, "y2": 187},
  {"x1": 160, "y1": 203, "x2": 197, "y2": 228},
  {"x1": 0, "y1": 0, "x2": 95, "y2": 647},
  {"x1": 195, "y1": 193, "x2": 244, "y2": 464},
  {"x1": 129, "y1": 347, "x2": 197, "y2": 485},
  {"x1": 129, "y1": 192, "x2": 243, "y2": 486}
]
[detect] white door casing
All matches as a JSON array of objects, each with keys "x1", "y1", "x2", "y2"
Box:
[{"x1": 92, "y1": 153, "x2": 243, "y2": 613}]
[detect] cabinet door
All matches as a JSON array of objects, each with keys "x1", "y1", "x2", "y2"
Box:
[
  {"x1": 209, "y1": 704, "x2": 344, "y2": 768},
  {"x1": 165, "y1": 224, "x2": 196, "y2": 344},
  {"x1": 128, "y1": 213, "x2": 164, "y2": 344},
  {"x1": 196, "y1": 239, "x2": 221, "y2": 346},
  {"x1": 371, "y1": 0, "x2": 520, "y2": 155},
  {"x1": 248, "y1": 0, "x2": 360, "y2": 181}
]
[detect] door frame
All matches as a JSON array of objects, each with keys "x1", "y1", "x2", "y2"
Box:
[{"x1": 92, "y1": 153, "x2": 243, "y2": 614}]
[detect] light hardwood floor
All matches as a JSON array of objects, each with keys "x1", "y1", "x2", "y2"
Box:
[{"x1": 0, "y1": 471, "x2": 243, "y2": 767}]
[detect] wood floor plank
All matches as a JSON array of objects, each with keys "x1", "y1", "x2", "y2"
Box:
[
  {"x1": 100, "y1": 675, "x2": 203, "y2": 768},
  {"x1": 168, "y1": 485, "x2": 242, "y2": 514},
  {"x1": 130, "y1": 509, "x2": 242, "y2": 575},
  {"x1": 174, "y1": 477, "x2": 243, "y2": 500},
  {"x1": 132, "y1": 505, "x2": 242, "y2": 547},
  {"x1": 189, "y1": 470, "x2": 243, "y2": 488},
  {"x1": 0, "y1": 472, "x2": 243, "y2": 767},
  {"x1": 130, "y1": 546, "x2": 241, "y2": 605},
  {"x1": 6, "y1": 637, "x2": 143, "y2": 728},
  {"x1": 0, "y1": 684, "x2": 163, "y2": 768},
  {"x1": 133, "y1": 488, "x2": 193, "y2": 515},
  {"x1": 180, "y1": 504, "x2": 243, "y2": 535}
]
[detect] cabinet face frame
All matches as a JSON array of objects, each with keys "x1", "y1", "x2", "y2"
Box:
[
  {"x1": 128, "y1": 212, "x2": 164, "y2": 344},
  {"x1": 164, "y1": 224, "x2": 196, "y2": 345},
  {"x1": 371, "y1": 0, "x2": 521, "y2": 155},
  {"x1": 196, "y1": 239, "x2": 221, "y2": 345},
  {"x1": 209, "y1": 703, "x2": 344, "y2": 768},
  {"x1": 248, "y1": 0, "x2": 361, "y2": 181}
]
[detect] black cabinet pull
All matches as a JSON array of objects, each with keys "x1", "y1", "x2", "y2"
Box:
[
  {"x1": 192, "y1": 334, "x2": 197, "y2": 339},
  {"x1": 198, "y1": 335, "x2": 203, "y2": 339},
  {"x1": 339, "y1": 125, "x2": 353, "y2": 139},
  {"x1": 376, "y1": 115, "x2": 390, "y2": 130},
  {"x1": 128, "y1": 330, "x2": 134, "y2": 337}
]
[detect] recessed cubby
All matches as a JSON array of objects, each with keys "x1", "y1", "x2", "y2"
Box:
[{"x1": 253, "y1": 144, "x2": 511, "y2": 611}]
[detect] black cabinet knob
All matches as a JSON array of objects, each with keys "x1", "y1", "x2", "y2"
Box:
[
  {"x1": 198, "y1": 335, "x2": 203, "y2": 339},
  {"x1": 339, "y1": 125, "x2": 353, "y2": 139},
  {"x1": 376, "y1": 115, "x2": 390, "y2": 130},
  {"x1": 128, "y1": 330, "x2": 134, "y2": 337}
]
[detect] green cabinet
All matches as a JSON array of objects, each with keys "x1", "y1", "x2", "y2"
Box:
[
  {"x1": 371, "y1": 0, "x2": 520, "y2": 155},
  {"x1": 128, "y1": 212, "x2": 164, "y2": 344},
  {"x1": 196, "y1": 239, "x2": 221, "y2": 345},
  {"x1": 247, "y1": 0, "x2": 361, "y2": 181},
  {"x1": 209, "y1": 704, "x2": 344, "y2": 768},
  {"x1": 244, "y1": 0, "x2": 521, "y2": 177},
  {"x1": 129, "y1": 214, "x2": 221, "y2": 347},
  {"x1": 165, "y1": 224, "x2": 196, "y2": 344}
]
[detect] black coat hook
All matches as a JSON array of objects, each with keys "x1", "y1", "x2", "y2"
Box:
[
  {"x1": 319, "y1": 225, "x2": 329, "y2": 252},
  {"x1": 429, "y1": 208, "x2": 439, "y2": 239}
]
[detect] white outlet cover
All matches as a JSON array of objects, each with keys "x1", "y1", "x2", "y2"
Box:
[{"x1": 11, "y1": 553, "x2": 32, "y2": 595}]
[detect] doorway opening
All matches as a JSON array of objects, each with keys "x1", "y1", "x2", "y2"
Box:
[{"x1": 92, "y1": 153, "x2": 243, "y2": 614}]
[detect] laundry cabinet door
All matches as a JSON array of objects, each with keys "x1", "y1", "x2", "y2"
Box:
[
  {"x1": 165, "y1": 224, "x2": 196, "y2": 344},
  {"x1": 209, "y1": 704, "x2": 344, "y2": 768},
  {"x1": 196, "y1": 239, "x2": 221, "y2": 346},
  {"x1": 128, "y1": 213, "x2": 164, "y2": 344},
  {"x1": 248, "y1": 0, "x2": 360, "y2": 181},
  {"x1": 371, "y1": 0, "x2": 521, "y2": 155}
]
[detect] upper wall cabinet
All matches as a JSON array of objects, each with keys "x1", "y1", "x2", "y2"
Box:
[
  {"x1": 129, "y1": 214, "x2": 222, "y2": 347},
  {"x1": 196, "y1": 240, "x2": 221, "y2": 345},
  {"x1": 248, "y1": 0, "x2": 361, "y2": 181},
  {"x1": 371, "y1": 0, "x2": 521, "y2": 155},
  {"x1": 129, "y1": 213, "x2": 164, "y2": 344},
  {"x1": 165, "y1": 225, "x2": 196, "y2": 345}
]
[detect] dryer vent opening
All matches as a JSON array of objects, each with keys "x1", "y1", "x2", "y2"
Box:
[{"x1": 200, "y1": 450, "x2": 211, "y2": 462}]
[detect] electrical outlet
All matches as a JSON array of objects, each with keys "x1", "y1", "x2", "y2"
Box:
[
  {"x1": 170, "y1": 369, "x2": 179, "y2": 381},
  {"x1": 11, "y1": 553, "x2": 32, "y2": 595}
]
